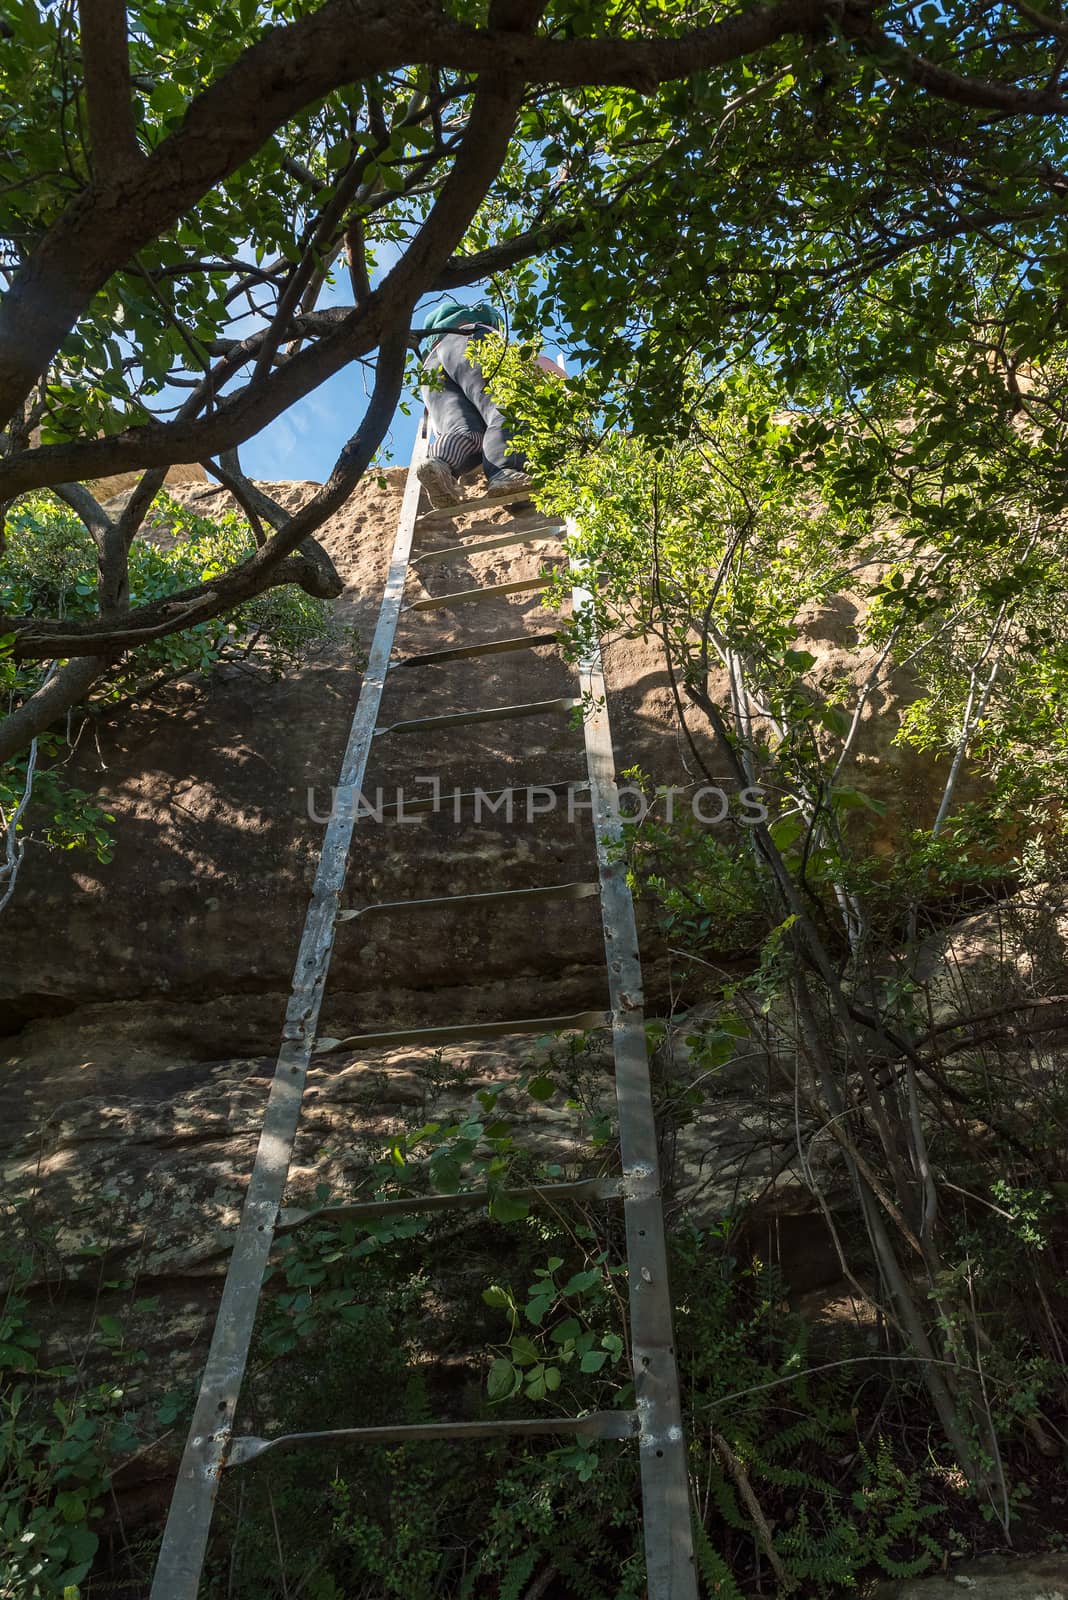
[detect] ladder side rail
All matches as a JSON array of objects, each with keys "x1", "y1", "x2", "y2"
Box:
[
  {"x1": 569, "y1": 526, "x2": 699, "y2": 1600},
  {"x1": 149, "y1": 431, "x2": 429, "y2": 1600}
]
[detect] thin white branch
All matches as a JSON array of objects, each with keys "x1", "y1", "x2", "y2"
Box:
[{"x1": 0, "y1": 661, "x2": 59, "y2": 914}]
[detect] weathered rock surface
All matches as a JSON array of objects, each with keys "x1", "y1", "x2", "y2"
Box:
[
  {"x1": 1, "y1": 472, "x2": 697, "y2": 1453},
  {"x1": 0, "y1": 473, "x2": 689, "y2": 1042},
  {"x1": 913, "y1": 889, "x2": 1068, "y2": 1022},
  {"x1": 874, "y1": 1553, "x2": 1068, "y2": 1598},
  {"x1": 0, "y1": 469, "x2": 1011, "y2": 1523}
]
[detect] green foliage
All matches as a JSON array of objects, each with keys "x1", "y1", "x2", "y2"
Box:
[
  {"x1": 848, "y1": 1441, "x2": 943, "y2": 1582},
  {"x1": 484, "y1": 347, "x2": 1068, "y2": 1050},
  {"x1": 0, "y1": 491, "x2": 340, "y2": 871},
  {"x1": 988, "y1": 1180, "x2": 1055, "y2": 1249},
  {"x1": 199, "y1": 1201, "x2": 962, "y2": 1599},
  {"x1": 482, "y1": 1253, "x2": 626, "y2": 1405},
  {"x1": 213, "y1": 1199, "x2": 645, "y2": 1600},
  {"x1": 692, "y1": 1519, "x2": 744, "y2": 1600},
  {"x1": 0, "y1": 1234, "x2": 154, "y2": 1600},
  {"x1": 0, "y1": 750, "x2": 115, "y2": 868},
  {"x1": 9, "y1": 6, "x2": 1068, "y2": 1591},
  {"x1": 2, "y1": 492, "x2": 337, "y2": 683},
  {"x1": 611, "y1": 772, "x2": 771, "y2": 959},
  {"x1": 6, "y1": 0, "x2": 1068, "y2": 456},
  {"x1": 672, "y1": 1231, "x2": 949, "y2": 1595}
]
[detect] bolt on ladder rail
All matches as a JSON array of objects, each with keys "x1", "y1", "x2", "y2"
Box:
[{"x1": 149, "y1": 423, "x2": 698, "y2": 1600}]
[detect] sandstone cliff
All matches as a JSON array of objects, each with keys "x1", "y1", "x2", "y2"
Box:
[{"x1": 0, "y1": 469, "x2": 969, "y2": 1518}]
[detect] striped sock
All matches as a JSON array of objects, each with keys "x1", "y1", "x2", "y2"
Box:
[{"x1": 431, "y1": 430, "x2": 484, "y2": 476}]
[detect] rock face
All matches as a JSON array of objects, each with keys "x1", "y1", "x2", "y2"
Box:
[
  {"x1": 0, "y1": 475, "x2": 690, "y2": 1404},
  {"x1": 0, "y1": 477, "x2": 968, "y2": 1045},
  {"x1": 0, "y1": 472, "x2": 686, "y2": 1046},
  {"x1": 874, "y1": 1553, "x2": 1068, "y2": 1598},
  {"x1": 0, "y1": 469, "x2": 990, "y2": 1517}
]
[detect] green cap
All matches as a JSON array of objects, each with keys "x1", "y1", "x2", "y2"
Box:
[{"x1": 423, "y1": 298, "x2": 502, "y2": 334}]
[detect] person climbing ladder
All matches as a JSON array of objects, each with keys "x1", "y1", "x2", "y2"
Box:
[{"x1": 416, "y1": 297, "x2": 533, "y2": 509}]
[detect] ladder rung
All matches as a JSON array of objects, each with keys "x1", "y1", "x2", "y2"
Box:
[
  {"x1": 394, "y1": 631, "x2": 561, "y2": 668},
  {"x1": 372, "y1": 779, "x2": 589, "y2": 820},
  {"x1": 406, "y1": 574, "x2": 554, "y2": 611},
  {"x1": 412, "y1": 525, "x2": 564, "y2": 566},
  {"x1": 276, "y1": 1176, "x2": 620, "y2": 1235},
  {"x1": 337, "y1": 880, "x2": 598, "y2": 921},
  {"x1": 415, "y1": 485, "x2": 537, "y2": 531},
  {"x1": 376, "y1": 695, "x2": 579, "y2": 736},
  {"x1": 314, "y1": 1009, "x2": 608, "y2": 1055},
  {"x1": 228, "y1": 1410, "x2": 638, "y2": 1468}
]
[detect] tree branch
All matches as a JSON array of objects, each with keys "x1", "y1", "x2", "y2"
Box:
[
  {"x1": 0, "y1": 303, "x2": 390, "y2": 496},
  {"x1": 77, "y1": 0, "x2": 141, "y2": 178},
  {"x1": 202, "y1": 450, "x2": 343, "y2": 597},
  {"x1": 0, "y1": 656, "x2": 109, "y2": 768},
  {"x1": 0, "y1": 0, "x2": 845, "y2": 426},
  {"x1": 0, "y1": 708, "x2": 45, "y2": 914},
  {"x1": 205, "y1": 450, "x2": 279, "y2": 543},
  {"x1": 2, "y1": 52, "x2": 529, "y2": 670},
  {"x1": 52, "y1": 479, "x2": 133, "y2": 615},
  {"x1": 4, "y1": 337, "x2": 405, "y2": 658},
  {"x1": 0, "y1": 42, "x2": 537, "y2": 503},
  {"x1": 53, "y1": 480, "x2": 113, "y2": 547},
  {"x1": 850, "y1": 18, "x2": 1068, "y2": 113}
]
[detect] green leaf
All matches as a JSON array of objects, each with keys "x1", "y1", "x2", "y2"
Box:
[
  {"x1": 489, "y1": 1191, "x2": 530, "y2": 1224},
  {"x1": 149, "y1": 80, "x2": 185, "y2": 117},
  {"x1": 523, "y1": 1363, "x2": 549, "y2": 1400},
  {"x1": 0, "y1": 1341, "x2": 37, "y2": 1370},
  {"x1": 524, "y1": 1295, "x2": 554, "y2": 1328},
  {"x1": 561, "y1": 1267, "x2": 602, "y2": 1297},
  {"x1": 550, "y1": 1317, "x2": 583, "y2": 1344},
  {"x1": 769, "y1": 816, "x2": 804, "y2": 851},
  {"x1": 527, "y1": 1075, "x2": 555, "y2": 1102},
  {"x1": 510, "y1": 1335, "x2": 541, "y2": 1367},
  {"x1": 487, "y1": 1357, "x2": 519, "y2": 1401},
  {"x1": 154, "y1": 1393, "x2": 182, "y2": 1425},
  {"x1": 830, "y1": 786, "x2": 887, "y2": 816},
  {"x1": 819, "y1": 704, "x2": 852, "y2": 738}
]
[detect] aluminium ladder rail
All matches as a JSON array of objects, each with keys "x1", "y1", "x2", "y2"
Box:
[{"x1": 150, "y1": 428, "x2": 698, "y2": 1599}]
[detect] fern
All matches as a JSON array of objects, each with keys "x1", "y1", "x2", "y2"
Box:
[
  {"x1": 850, "y1": 1440, "x2": 942, "y2": 1582},
  {"x1": 498, "y1": 1548, "x2": 538, "y2": 1600},
  {"x1": 707, "y1": 1461, "x2": 750, "y2": 1533},
  {"x1": 768, "y1": 1404, "x2": 849, "y2": 1459},
  {"x1": 692, "y1": 1519, "x2": 744, "y2": 1600},
  {"x1": 757, "y1": 1459, "x2": 840, "y2": 1499},
  {"x1": 774, "y1": 1504, "x2": 861, "y2": 1589},
  {"x1": 554, "y1": 1546, "x2": 610, "y2": 1600}
]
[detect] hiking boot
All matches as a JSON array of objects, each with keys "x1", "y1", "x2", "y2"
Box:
[
  {"x1": 417, "y1": 458, "x2": 462, "y2": 509},
  {"x1": 488, "y1": 467, "x2": 533, "y2": 496}
]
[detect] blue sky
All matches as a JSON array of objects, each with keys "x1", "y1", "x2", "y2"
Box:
[
  {"x1": 199, "y1": 243, "x2": 569, "y2": 484},
  {"x1": 225, "y1": 243, "x2": 424, "y2": 483}
]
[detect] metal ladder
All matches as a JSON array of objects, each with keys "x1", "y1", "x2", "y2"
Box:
[{"x1": 150, "y1": 427, "x2": 698, "y2": 1600}]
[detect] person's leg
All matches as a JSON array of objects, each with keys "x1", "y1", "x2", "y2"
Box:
[
  {"x1": 435, "y1": 333, "x2": 527, "y2": 481},
  {"x1": 419, "y1": 345, "x2": 487, "y2": 504},
  {"x1": 426, "y1": 428, "x2": 483, "y2": 475}
]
